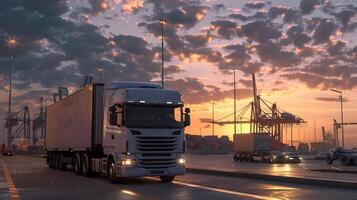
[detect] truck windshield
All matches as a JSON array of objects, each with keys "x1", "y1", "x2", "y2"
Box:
[{"x1": 125, "y1": 105, "x2": 183, "y2": 128}]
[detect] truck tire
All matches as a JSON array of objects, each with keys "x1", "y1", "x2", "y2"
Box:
[
  {"x1": 160, "y1": 176, "x2": 175, "y2": 182},
  {"x1": 353, "y1": 156, "x2": 357, "y2": 166},
  {"x1": 55, "y1": 152, "x2": 61, "y2": 170},
  {"x1": 326, "y1": 155, "x2": 333, "y2": 165},
  {"x1": 58, "y1": 153, "x2": 66, "y2": 171},
  {"x1": 48, "y1": 153, "x2": 53, "y2": 168},
  {"x1": 81, "y1": 154, "x2": 91, "y2": 177},
  {"x1": 339, "y1": 155, "x2": 352, "y2": 166},
  {"x1": 108, "y1": 160, "x2": 118, "y2": 183},
  {"x1": 74, "y1": 153, "x2": 82, "y2": 176},
  {"x1": 233, "y1": 154, "x2": 238, "y2": 162}
]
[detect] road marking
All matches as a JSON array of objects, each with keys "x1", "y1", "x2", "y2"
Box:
[
  {"x1": 331, "y1": 167, "x2": 343, "y2": 171},
  {"x1": 1, "y1": 160, "x2": 20, "y2": 200},
  {"x1": 86, "y1": 178, "x2": 155, "y2": 200},
  {"x1": 301, "y1": 166, "x2": 308, "y2": 170},
  {"x1": 145, "y1": 177, "x2": 280, "y2": 200}
]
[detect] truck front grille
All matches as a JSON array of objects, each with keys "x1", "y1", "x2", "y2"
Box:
[{"x1": 136, "y1": 136, "x2": 178, "y2": 169}]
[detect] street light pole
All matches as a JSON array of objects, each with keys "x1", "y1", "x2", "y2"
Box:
[
  {"x1": 160, "y1": 18, "x2": 166, "y2": 89},
  {"x1": 233, "y1": 68, "x2": 237, "y2": 135},
  {"x1": 212, "y1": 103, "x2": 215, "y2": 136},
  {"x1": 7, "y1": 56, "x2": 13, "y2": 148},
  {"x1": 330, "y1": 89, "x2": 344, "y2": 147}
]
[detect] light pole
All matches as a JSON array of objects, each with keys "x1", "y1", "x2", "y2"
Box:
[
  {"x1": 330, "y1": 89, "x2": 344, "y2": 147},
  {"x1": 233, "y1": 68, "x2": 237, "y2": 135},
  {"x1": 233, "y1": 69, "x2": 237, "y2": 134},
  {"x1": 212, "y1": 103, "x2": 215, "y2": 136},
  {"x1": 159, "y1": 18, "x2": 166, "y2": 89},
  {"x1": 97, "y1": 66, "x2": 104, "y2": 83},
  {"x1": 7, "y1": 38, "x2": 17, "y2": 149}
]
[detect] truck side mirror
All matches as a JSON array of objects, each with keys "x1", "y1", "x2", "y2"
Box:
[
  {"x1": 184, "y1": 108, "x2": 191, "y2": 127},
  {"x1": 185, "y1": 108, "x2": 191, "y2": 114}
]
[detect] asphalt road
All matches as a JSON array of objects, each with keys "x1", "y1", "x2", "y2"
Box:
[
  {"x1": 186, "y1": 154, "x2": 357, "y2": 182},
  {"x1": 1, "y1": 155, "x2": 357, "y2": 200}
]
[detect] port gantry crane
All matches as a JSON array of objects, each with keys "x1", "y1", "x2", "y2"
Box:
[
  {"x1": 5, "y1": 106, "x2": 31, "y2": 147},
  {"x1": 333, "y1": 120, "x2": 357, "y2": 147},
  {"x1": 210, "y1": 73, "x2": 306, "y2": 147}
]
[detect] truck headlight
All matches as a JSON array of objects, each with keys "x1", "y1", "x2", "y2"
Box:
[
  {"x1": 121, "y1": 158, "x2": 135, "y2": 166},
  {"x1": 273, "y1": 155, "x2": 277, "y2": 159},
  {"x1": 284, "y1": 156, "x2": 289, "y2": 159},
  {"x1": 177, "y1": 158, "x2": 185, "y2": 165}
]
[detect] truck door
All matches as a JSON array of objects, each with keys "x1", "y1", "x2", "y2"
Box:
[{"x1": 104, "y1": 104, "x2": 123, "y2": 153}]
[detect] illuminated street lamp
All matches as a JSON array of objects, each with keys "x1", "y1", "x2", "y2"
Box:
[
  {"x1": 97, "y1": 66, "x2": 104, "y2": 83},
  {"x1": 330, "y1": 89, "x2": 344, "y2": 147},
  {"x1": 159, "y1": 18, "x2": 167, "y2": 89},
  {"x1": 6, "y1": 38, "x2": 17, "y2": 148},
  {"x1": 233, "y1": 68, "x2": 238, "y2": 135}
]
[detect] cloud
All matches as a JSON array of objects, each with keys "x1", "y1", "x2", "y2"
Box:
[
  {"x1": 255, "y1": 41, "x2": 300, "y2": 67},
  {"x1": 244, "y1": 1, "x2": 268, "y2": 10},
  {"x1": 211, "y1": 4, "x2": 225, "y2": 13},
  {"x1": 211, "y1": 20, "x2": 237, "y2": 39},
  {"x1": 299, "y1": 0, "x2": 321, "y2": 14},
  {"x1": 166, "y1": 77, "x2": 252, "y2": 104},
  {"x1": 268, "y1": 6, "x2": 301, "y2": 23},
  {"x1": 286, "y1": 25, "x2": 311, "y2": 48},
  {"x1": 312, "y1": 19, "x2": 337, "y2": 44},
  {"x1": 281, "y1": 72, "x2": 357, "y2": 90},
  {"x1": 239, "y1": 21, "x2": 281, "y2": 43},
  {"x1": 315, "y1": 97, "x2": 349, "y2": 102}
]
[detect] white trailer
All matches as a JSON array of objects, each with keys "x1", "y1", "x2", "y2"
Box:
[{"x1": 46, "y1": 82, "x2": 190, "y2": 182}]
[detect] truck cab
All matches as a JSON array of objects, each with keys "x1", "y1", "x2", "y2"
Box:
[{"x1": 101, "y1": 81, "x2": 190, "y2": 182}]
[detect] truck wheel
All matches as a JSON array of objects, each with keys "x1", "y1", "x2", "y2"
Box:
[
  {"x1": 55, "y1": 153, "x2": 61, "y2": 170},
  {"x1": 48, "y1": 153, "x2": 53, "y2": 168},
  {"x1": 81, "y1": 154, "x2": 91, "y2": 177},
  {"x1": 52, "y1": 153, "x2": 58, "y2": 169},
  {"x1": 160, "y1": 176, "x2": 175, "y2": 183},
  {"x1": 58, "y1": 153, "x2": 66, "y2": 171},
  {"x1": 233, "y1": 154, "x2": 238, "y2": 162},
  {"x1": 353, "y1": 156, "x2": 357, "y2": 166},
  {"x1": 108, "y1": 160, "x2": 118, "y2": 183},
  {"x1": 326, "y1": 155, "x2": 333, "y2": 165},
  {"x1": 339, "y1": 155, "x2": 351, "y2": 166},
  {"x1": 74, "y1": 153, "x2": 82, "y2": 175}
]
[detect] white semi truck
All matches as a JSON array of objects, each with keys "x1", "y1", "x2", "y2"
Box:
[{"x1": 46, "y1": 82, "x2": 190, "y2": 182}]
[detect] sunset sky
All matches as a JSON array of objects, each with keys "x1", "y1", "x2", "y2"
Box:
[{"x1": 1, "y1": 0, "x2": 357, "y2": 147}]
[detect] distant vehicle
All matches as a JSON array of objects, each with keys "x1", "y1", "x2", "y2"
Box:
[
  {"x1": 46, "y1": 82, "x2": 190, "y2": 183},
  {"x1": 314, "y1": 152, "x2": 328, "y2": 160},
  {"x1": 232, "y1": 133, "x2": 301, "y2": 164},
  {"x1": 282, "y1": 152, "x2": 301, "y2": 163},
  {"x1": 270, "y1": 151, "x2": 285, "y2": 163},
  {"x1": 1, "y1": 151, "x2": 15, "y2": 156},
  {"x1": 233, "y1": 133, "x2": 273, "y2": 162},
  {"x1": 327, "y1": 147, "x2": 357, "y2": 166}
]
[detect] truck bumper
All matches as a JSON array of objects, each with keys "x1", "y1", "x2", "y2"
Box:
[{"x1": 116, "y1": 165, "x2": 185, "y2": 177}]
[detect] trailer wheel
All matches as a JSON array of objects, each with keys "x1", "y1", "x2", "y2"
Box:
[
  {"x1": 48, "y1": 153, "x2": 53, "y2": 168},
  {"x1": 233, "y1": 154, "x2": 239, "y2": 162},
  {"x1": 74, "y1": 153, "x2": 82, "y2": 176},
  {"x1": 238, "y1": 154, "x2": 243, "y2": 162},
  {"x1": 353, "y1": 156, "x2": 357, "y2": 166},
  {"x1": 58, "y1": 153, "x2": 66, "y2": 171},
  {"x1": 81, "y1": 154, "x2": 91, "y2": 177},
  {"x1": 326, "y1": 154, "x2": 333, "y2": 165},
  {"x1": 339, "y1": 155, "x2": 352, "y2": 166},
  {"x1": 55, "y1": 152, "x2": 61, "y2": 170}
]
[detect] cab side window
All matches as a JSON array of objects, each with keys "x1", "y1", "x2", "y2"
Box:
[{"x1": 109, "y1": 104, "x2": 123, "y2": 126}]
